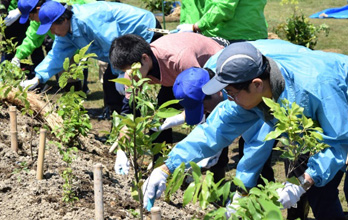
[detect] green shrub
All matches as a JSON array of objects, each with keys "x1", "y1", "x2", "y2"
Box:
[
  {"x1": 275, "y1": 10, "x2": 329, "y2": 49},
  {"x1": 141, "y1": 0, "x2": 174, "y2": 15}
]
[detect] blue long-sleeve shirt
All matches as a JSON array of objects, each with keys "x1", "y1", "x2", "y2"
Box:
[
  {"x1": 167, "y1": 39, "x2": 348, "y2": 188},
  {"x1": 35, "y1": 1, "x2": 156, "y2": 83}
]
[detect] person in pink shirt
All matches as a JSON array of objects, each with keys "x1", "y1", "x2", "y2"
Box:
[{"x1": 109, "y1": 32, "x2": 223, "y2": 160}]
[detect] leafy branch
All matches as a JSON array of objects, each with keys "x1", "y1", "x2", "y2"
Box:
[
  {"x1": 110, "y1": 62, "x2": 181, "y2": 218},
  {"x1": 263, "y1": 97, "x2": 330, "y2": 177}
]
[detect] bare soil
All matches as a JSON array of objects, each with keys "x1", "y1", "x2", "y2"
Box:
[{"x1": 0, "y1": 102, "x2": 205, "y2": 220}]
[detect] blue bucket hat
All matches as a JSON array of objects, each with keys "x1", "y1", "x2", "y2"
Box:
[
  {"x1": 173, "y1": 67, "x2": 210, "y2": 125},
  {"x1": 202, "y1": 42, "x2": 266, "y2": 95},
  {"x1": 37, "y1": 1, "x2": 66, "y2": 35},
  {"x1": 18, "y1": 0, "x2": 39, "y2": 24}
]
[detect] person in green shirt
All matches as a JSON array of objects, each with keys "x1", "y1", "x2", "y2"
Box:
[{"x1": 177, "y1": 0, "x2": 268, "y2": 42}]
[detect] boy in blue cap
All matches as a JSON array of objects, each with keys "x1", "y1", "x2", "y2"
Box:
[
  {"x1": 142, "y1": 41, "x2": 348, "y2": 219},
  {"x1": 20, "y1": 0, "x2": 162, "y2": 115},
  {"x1": 14, "y1": 0, "x2": 93, "y2": 92}
]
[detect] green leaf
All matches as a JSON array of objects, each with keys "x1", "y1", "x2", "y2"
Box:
[
  {"x1": 73, "y1": 53, "x2": 80, "y2": 64},
  {"x1": 264, "y1": 129, "x2": 283, "y2": 141},
  {"x1": 109, "y1": 77, "x2": 131, "y2": 86},
  {"x1": 287, "y1": 176, "x2": 300, "y2": 185},
  {"x1": 63, "y1": 57, "x2": 70, "y2": 71},
  {"x1": 232, "y1": 177, "x2": 247, "y2": 192},
  {"x1": 158, "y1": 99, "x2": 180, "y2": 109},
  {"x1": 183, "y1": 182, "x2": 196, "y2": 206},
  {"x1": 131, "y1": 62, "x2": 141, "y2": 70},
  {"x1": 189, "y1": 162, "x2": 202, "y2": 178},
  {"x1": 157, "y1": 108, "x2": 182, "y2": 118}
]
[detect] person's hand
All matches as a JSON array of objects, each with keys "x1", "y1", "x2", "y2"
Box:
[
  {"x1": 142, "y1": 166, "x2": 169, "y2": 209},
  {"x1": 152, "y1": 113, "x2": 185, "y2": 131},
  {"x1": 114, "y1": 150, "x2": 130, "y2": 175},
  {"x1": 11, "y1": 57, "x2": 20, "y2": 68},
  {"x1": 4, "y1": 8, "x2": 21, "y2": 26},
  {"x1": 177, "y1": 24, "x2": 194, "y2": 33},
  {"x1": 225, "y1": 192, "x2": 243, "y2": 218},
  {"x1": 277, "y1": 181, "x2": 306, "y2": 209},
  {"x1": 20, "y1": 77, "x2": 39, "y2": 90}
]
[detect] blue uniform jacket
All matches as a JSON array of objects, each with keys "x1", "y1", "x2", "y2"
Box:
[
  {"x1": 35, "y1": 1, "x2": 156, "y2": 83},
  {"x1": 167, "y1": 39, "x2": 348, "y2": 188}
]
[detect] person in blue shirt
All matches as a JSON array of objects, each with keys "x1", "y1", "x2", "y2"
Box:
[
  {"x1": 20, "y1": 0, "x2": 162, "y2": 115},
  {"x1": 142, "y1": 41, "x2": 348, "y2": 219}
]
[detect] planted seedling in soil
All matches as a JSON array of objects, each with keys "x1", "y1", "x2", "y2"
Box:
[
  {"x1": 109, "y1": 62, "x2": 181, "y2": 219},
  {"x1": 50, "y1": 42, "x2": 96, "y2": 203}
]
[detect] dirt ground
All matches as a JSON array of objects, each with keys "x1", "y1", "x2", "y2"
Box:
[{"x1": 0, "y1": 101, "x2": 210, "y2": 220}]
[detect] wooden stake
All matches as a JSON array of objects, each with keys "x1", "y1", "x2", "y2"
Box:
[
  {"x1": 94, "y1": 163, "x2": 104, "y2": 220},
  {"x1": 36, "y1": 129, "x2": 47, "y2": 180},
  {"x1": 151, "y1": 207, "x2": 161, "y2": 220},
  {"x1": 9, "y1": 106, "x2": 18, "y2": 153}
]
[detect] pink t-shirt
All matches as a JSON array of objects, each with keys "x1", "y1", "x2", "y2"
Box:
[{"x1": 125, "y1": 32, "x2": 224, "y2": 99}]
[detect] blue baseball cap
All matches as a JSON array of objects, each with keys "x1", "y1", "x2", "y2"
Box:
[
  {"x1": 173, "y1": 67, "x2": 210, "y2": 125},
  {"x1": 202, "y1": 42, "x2": 266, "y2": 95},
  {"x1": 18, "y1": 0, "x2": 39, "y2": 24},
  {"x1": 37, "y1": 1, "x2": 66, "y2": 35}
]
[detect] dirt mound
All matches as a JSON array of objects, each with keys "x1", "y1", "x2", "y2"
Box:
[{"x1": 0, "y1": 100, "x2": 202, "y2": 220}]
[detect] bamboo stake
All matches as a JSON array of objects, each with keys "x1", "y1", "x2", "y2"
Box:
[
  {"x1": 9, "y1": 106, "x2": 18, "y2": 153},
  {"x1": 151, "y1": 207, "x2": 161, "y2": 220},
  {"x1": 36, "y1": 129, "x2": 47, "y2": 180},
  {"x1": 93, "y1": 163, "x2": 104, "y2": 220}
]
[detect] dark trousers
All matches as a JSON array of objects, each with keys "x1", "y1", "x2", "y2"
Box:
[
  {"x1": 344, "y1": 170, "x2": 348, "y2": 209},
  {"x1": 307, "y1": 170, "x2": 345, "y2": 220},
  {"x1": 102, "y1": 64, "x2": 125, "y2": 114},
  {"x1": 209, "y1": 146, "x2": 229, "y2": 183},
  {"x1": 284, "y1": 154, "x2": 310, "y2": 220},
  {"x1": 284, "y1": 153, "x2": 345, "y2": 220},
  {"x1": 155, "y1": 86, "x2": 182, "y2": 144}
]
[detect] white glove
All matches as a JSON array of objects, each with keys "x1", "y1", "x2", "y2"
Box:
[
  {"x1": 114, "y1": 150, "x2": 130, "y2": 175},
  {"x1": 11, "y1": 57, "x2": 20, "y2": 68},
  {"x1": 277, "y1": 181, "x2": 306, "y2": 209},
  {"x1": 142, "y1": 167, "x2": 169, "y2": 208},
  {"x1": 154, "y1": 113, "x2": 185, "y2": 131},
  {"x1": 4, "y1": 8, "x2": 21, "y2": 26},
  {"x1": 196, "y1": 150, "x2": 222, "y2": 169},
  {"x1": 20, "y1": 77, "x2": 39, "y2": 90},
  {"x1": 225, "y1": 192, "x2": 243, "y2": 218},
  {"x1": 176, "y1": 24, "x2": 194, "y2": 33}
]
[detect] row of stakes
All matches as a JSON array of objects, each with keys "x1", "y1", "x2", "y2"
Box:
[{"x1": 9, "y1": 106, "x2": 162, "y2": 220}]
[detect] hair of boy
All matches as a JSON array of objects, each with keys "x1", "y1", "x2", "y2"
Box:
[
  {"x1": 30, "y1": 0, "x2": 46, "y2": 14},
  {"x1": 109, "y1": 34, "x2": 152, "y2": 70},
  {"x1": 53, "y1": 5, "x2": 73, "y2": 25}
]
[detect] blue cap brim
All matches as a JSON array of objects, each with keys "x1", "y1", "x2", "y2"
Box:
[
  {"x1": 19, "y1": 14, "x2": 29, "y2": 24},
  {"x1": 37, "y1": 23, "x2": 52, "y2": 35},
  {"x1": 202, "y1": 76, "x2": 228, "y2": 95}
]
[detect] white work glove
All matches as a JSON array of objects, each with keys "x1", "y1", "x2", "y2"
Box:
[
  {"x1": 114, "y1": 150, "x2": 130, "y2": 175},
  {"x1": 20, "y1": 77, "x2": 39, "y2": 90},
  {"x1": 176, "y1": 24, "x2": 194, "y2": 33},
  {"x1": 225, "y1": 192, "x2": 243, "y2": 218},
  {"x1": 196, "y1": 150, "x2": 222, "y2": 169},
  {"x1": 4, "y1": 8, "x2": 21, "y2": 26},
  {"x1": 142, "y1": 167, "x2": 169, "y2": 208},
  {"x1": 277, "y1": 181, "x2": 306, "y2": 209},
  {"x1": 153, "y1": 114, "x2": 185, "y2": 131},
  {"x1": 11, "y1": 57, "x2": 20, "y2": 68}
]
